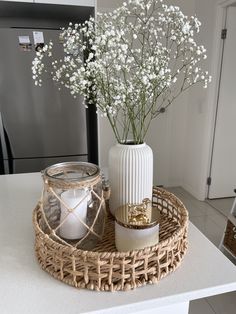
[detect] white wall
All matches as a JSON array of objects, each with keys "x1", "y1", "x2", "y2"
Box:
[
  {"x1": 97, "y1": 0, "x2": 123, "y2": 9},
  {"x1": 97, "y1": 0, "x2": 219, "y2": 200},
  {"x1": 182, "y1": 0, "x2": 219, "y2": 199},
  {"x1": 144, "y1": 1, "x2": 196, "y2": 187}
]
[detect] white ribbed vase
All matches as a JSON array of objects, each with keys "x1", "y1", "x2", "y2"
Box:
[{"x1": 108, "y1": 143, "x2": 153, "y2": 216}]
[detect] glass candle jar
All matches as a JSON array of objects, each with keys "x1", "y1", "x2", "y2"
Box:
[
  {"x1": 115, "y1": 198, "x2": 160, "y2": 252},
  {"x1": 40, "y1": 162, "x2": 106, "y2": 250}
]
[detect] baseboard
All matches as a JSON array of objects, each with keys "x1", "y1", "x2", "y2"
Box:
[{"x1": 182, "y1": 183, "x2": 205, "y2": 201}]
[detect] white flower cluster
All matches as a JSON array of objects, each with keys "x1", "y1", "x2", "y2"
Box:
[
  {"x1": 32, "y1": 0, "x2": 211, "y2": 144},
  {"x1": 32, "y1": 42, "x2": 53, "y2": 85}
]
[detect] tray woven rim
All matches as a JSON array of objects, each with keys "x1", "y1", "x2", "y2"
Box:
[{"x1": 33, "y1": 187, "x2": 189, "y2": 291}]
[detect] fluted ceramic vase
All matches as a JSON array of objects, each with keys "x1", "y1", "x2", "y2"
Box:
[{"x1": 108, "y1": 142, "x2": 153, "y2": 216}]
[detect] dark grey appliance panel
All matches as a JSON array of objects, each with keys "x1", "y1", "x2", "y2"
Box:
[
  {"x1": 0, "y1": 28, "x2": 87, "y2": 159},
  {"x1": 13, "y1": 155, "x2": 87, "y2": 174}
]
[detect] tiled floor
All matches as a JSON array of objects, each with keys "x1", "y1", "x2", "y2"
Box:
[
  {"x1": 206, "y1": 198, "x2": 234, "y2": 217},
  {"x1": 167, "y1": 187, "x2": 236, "y2": 314}
]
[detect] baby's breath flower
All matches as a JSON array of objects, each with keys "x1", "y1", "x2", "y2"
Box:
[{"x1": 32, "y1": 0, "x2": 211, "y2": 144}]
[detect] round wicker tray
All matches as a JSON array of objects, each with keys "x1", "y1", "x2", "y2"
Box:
[{"x1": 33, "y1": 187, "x2": 189, "y2": 292}]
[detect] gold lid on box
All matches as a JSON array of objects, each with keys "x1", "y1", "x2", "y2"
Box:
[{"x1": 115, "y1": 198, "x2": 160, "y2": 230}]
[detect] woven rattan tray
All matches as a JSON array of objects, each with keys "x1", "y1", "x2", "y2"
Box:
[{"x1": 33, "y1": 187, "x2": 189, "y2": 291}]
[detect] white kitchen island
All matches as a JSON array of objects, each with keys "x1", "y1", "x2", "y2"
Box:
[{"x1": 0, "y1": 173, "x2": 236, "y2": 314}]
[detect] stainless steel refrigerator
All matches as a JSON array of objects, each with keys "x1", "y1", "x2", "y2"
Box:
[{"x1": 0, "y1": 27, "x2": 96, "y2": 174}]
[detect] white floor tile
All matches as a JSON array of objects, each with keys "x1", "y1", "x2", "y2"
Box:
[
  {"x1": 166, "y1": 187, "x2": 208, "y2": 217},
  {"x1": 190, "y1": 215, "x2": 224, "y2": 247},
  {"x1": 206, "y1": 291, "x2": 236, "y2": 314},
  {"x1": 204, "y1": 206, "x2": 227, "y2": 229},
  {"x1": 167, "y1": 187, "x2": 195, "y2": 201},
  {"x1": 189, "y1": 298, "x2": 216, "y2": 314},
  {"x1": 166, "y1": 186, "x2": 236, "y2": 314},
  {"x1": 182, "y1": 199, "x2": 209, "y2": 218},
  {"x1": 167, "y1": 186, "x2": 227, "y2": 246},
  {"x1": 206, "y1": 198, "x2": 234, "y2": 217}
]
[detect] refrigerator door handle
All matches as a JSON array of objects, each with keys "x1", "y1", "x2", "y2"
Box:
[{"x1": 0, "y1": 112, "x2": 10, "y2": 173}]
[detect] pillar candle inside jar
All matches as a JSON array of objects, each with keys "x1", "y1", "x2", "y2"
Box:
[{"x1": 60, "y1": 189, "x2": 88, "y2": 239}]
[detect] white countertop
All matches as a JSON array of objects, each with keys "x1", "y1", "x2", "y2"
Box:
[{"x1": 0, "y1": 173, "x2": 236, "y2": 314}]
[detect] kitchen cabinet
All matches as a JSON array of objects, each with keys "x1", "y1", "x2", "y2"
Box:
[
  {"x1": 0, "y1": 0, "x2": 95, "y2": 6},
  {"x1": 0, "y1": 0, "x2": 33, "y2": 2},
  {"x1": 34, "y1": 0, "x2": 95, "y2": 6},
  {"x1": 0, "y1": 0, "x2": 97, "y2": 166},
  {"x1": 0, "y1": 1, "x2": 95, "y2": 27}
]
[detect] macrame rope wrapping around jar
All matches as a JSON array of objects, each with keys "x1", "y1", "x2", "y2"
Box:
[{"x1": 39, "y1": 162, "x2": 107, "y2": 250}]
